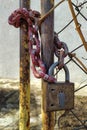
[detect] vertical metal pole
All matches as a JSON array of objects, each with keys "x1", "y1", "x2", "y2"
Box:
[
  {"x1": 41, "y1": 0, "x2": 55, "y2": 130},
  {"x1": 19, "y1": 1, "x2": 30, "y2": 130}
]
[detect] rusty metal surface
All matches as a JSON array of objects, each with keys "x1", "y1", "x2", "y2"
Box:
[
  {"x1": 19, "y1": 0, "x2": 30, "y2": 130},
  {"x1": 68, "y1": 0, "x2": 87, "y2": 51},
  {"x1": 45, "y1": 83, "x2": 74, "y2": 112},
  {"x1": 41, "y1": 0, "x2": 55, "y2": 130},
  {"x1": 41, "y1": 0, "x2": 54, "y2": 71},
  {"x1": 20, "y1": 0, "x2": 30, "y2": 8},
  {"x1": 19, "y1": 23, "x2": 30, "y2": 130},
  {"x1": 42, "y1": 82, "x2": 55, "y2": 130}
]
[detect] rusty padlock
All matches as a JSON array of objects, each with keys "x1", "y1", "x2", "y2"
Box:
[{"x1": 44, "y1": 62, "x2": 74, "y2": 112}]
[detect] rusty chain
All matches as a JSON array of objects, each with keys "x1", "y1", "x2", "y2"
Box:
[{"x1": 8, "y1": 8, "x2": 68, "y2": 83}]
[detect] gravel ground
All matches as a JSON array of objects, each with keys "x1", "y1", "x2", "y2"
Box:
[{"x1": 0, "y1": 79, "x2": 87, "y2": 130}]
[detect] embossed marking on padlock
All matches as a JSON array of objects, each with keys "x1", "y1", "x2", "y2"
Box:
[{"x1": 58, "y1": 91, "x2": 65, "y2": 108}]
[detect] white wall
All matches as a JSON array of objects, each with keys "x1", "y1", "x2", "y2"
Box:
[{"x1": 0, "y1": 0, "x2": 19, "y2": 79}]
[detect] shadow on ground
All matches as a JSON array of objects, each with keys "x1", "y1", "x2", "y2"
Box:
[{"x1": 0, "y1": 81, "x2": 87, "y2": 130}]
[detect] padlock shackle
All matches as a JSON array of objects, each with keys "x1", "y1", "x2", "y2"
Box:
[
  {"x1": 48, "y1": 62, "x2": 70, "y2": 82},
  {"x1": 63, "y1": 64, "x2": 70, "y2": 82}
]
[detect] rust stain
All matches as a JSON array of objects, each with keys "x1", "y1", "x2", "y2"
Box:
[
  {"x1": 50, "y1": 0, "x2": 54, "y2": 5},
  {"x1": 41, "y1": 0, "x2": 54, "y2": 129},
  {"x1": 68, "y1": 0, "x2": 87, "y2": 51},
  {"x1": 26, "y1": 112, "x2": 30, "y2": 127},
  {"x1": 19, "y1": 18, "x2": 30, "y2": 130},
  {"x1": 19, "y1": 1, "x2": 30, "y2": 130}
]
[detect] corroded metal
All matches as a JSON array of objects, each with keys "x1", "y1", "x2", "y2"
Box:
[
  {"x1": 46, "y1": 64, "x2": 74, "y2": 111},
  {"x1": 20, "y1": 0, "x2": 30, "y2": 9},
  {"x1": 44, "y1": 82, "x2": 74, "y2": 112},
  {"x1": 19, "y1": 0, "x2": 30, "y2": 130},
  {"x1": 41, "y1": 0, "x2": 55, "y2": 130},
  {"x1": 68, "y1": 0, "x2": 87, "y2": 51}
]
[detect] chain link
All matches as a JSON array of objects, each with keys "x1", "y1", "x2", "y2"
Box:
[{"x1": 8, "y1": 8, "x2": 68, "y2": 82}]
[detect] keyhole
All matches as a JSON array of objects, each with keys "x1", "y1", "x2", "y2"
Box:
[
  {"x1": 51, "y1": 88, "x2": 55, "y2": 92},
  {"x1": 51, "y1": 104, "x2": 54, "y2": 107}
]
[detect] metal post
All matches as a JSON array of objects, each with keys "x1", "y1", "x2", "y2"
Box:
[
  {"x1": 41, "y1": 0, "x2": 55, "y2": 130},
  {"x1": 19, "y1": 0, "x2": 30, "y2": 130}
]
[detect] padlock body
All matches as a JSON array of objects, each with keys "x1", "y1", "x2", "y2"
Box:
[{"x1": 44, "y1": 82, "x2": 74, "y2": 112}]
